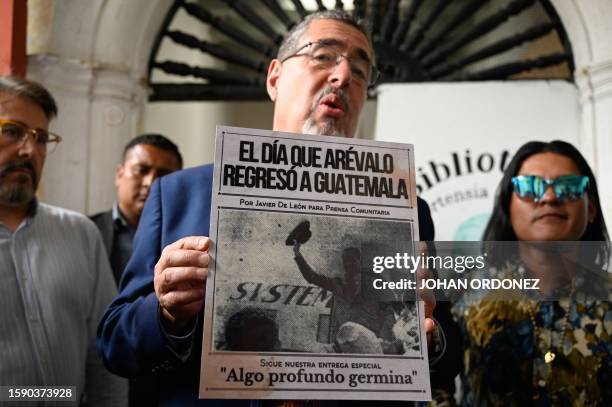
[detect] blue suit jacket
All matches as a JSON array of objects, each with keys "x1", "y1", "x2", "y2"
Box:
[{"x1": 97, "y1": 164, "x2": 439, "y2": 406}]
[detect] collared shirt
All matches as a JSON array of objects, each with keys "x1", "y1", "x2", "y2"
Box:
[
  {"x1": 110, "y1": 203, "x2": 135, "y2": 285},
  {"x1": 0, "y1": 201, "x2": 127, "y2": 406}
]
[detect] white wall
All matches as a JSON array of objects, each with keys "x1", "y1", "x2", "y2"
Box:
[{"x1": 144, "y1": 101, "x2": 273, "y2": 167}]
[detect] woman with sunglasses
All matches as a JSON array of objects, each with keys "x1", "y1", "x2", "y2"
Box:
[{"x1": 454, "y1": 140, "x2": 611, "y2": 406}]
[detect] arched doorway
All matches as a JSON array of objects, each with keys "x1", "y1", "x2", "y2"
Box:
[{"x1": 24, "y1": 0, "x2": 612, "y2": 219}]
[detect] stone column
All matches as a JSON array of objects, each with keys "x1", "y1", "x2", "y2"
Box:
[
  {"x1": 552, "y1": 0, "x2": 612, "y2": 219},
  {"x1": 25, "y1": 0, "x2": 171, "y2": 214},
  {"x1": 575, "y1": 61, "x2": 612, "y2": 217},
  {"x1": 28, "y1": 55, "x2": 147, "y2": 214}
]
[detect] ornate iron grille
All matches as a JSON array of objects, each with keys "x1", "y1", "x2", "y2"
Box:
[{"x1": 148, "y1": 0, "x2": 573, "y2": 101}]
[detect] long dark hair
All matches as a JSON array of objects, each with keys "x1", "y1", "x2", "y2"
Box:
[{"x1": 483, "y1": 140, "x2": 610, "y2": 260}]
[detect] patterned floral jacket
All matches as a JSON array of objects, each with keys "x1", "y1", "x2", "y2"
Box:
[{"x1": 452, "y1": 282, "x2": 611, "y2": 406}]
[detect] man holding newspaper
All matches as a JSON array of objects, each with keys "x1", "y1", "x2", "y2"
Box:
[{"x1": 98, "y1": 10, "x2": 459, "y2": 406}]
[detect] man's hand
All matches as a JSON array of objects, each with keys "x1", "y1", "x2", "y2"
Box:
[
  {"x1": 154, "y1": 236, "x2": 209, "y2": 334},
  {"x1": 416, "y1": 242, "x2": 437, "y2": 342},
  {"x1": 418, "y1": 266, "x2": 437, "y2": 337}
]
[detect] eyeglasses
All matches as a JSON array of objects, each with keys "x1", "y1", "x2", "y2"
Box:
[
  {"x1": 0, "y1": 119, "x2": 62, "y2": 154},
  {"x1": 511, "y1": 175, "x2": 589, "y2": 202},
  {"x1": 281, "y1": 41, "x2": 380, "y2": 87}
]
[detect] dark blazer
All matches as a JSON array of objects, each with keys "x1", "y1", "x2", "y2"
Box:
[
  {"x1": 90, "y1": 209, "x2": 130, "y2": 285},
  {"x1": 90, "y1": 210, "x2": 114, "y2": 260},
  {"x1": 97, "y1": 164, "x2": 457, "y2": 406}
]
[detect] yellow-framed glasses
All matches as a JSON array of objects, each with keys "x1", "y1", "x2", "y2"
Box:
[{"x1": 0, "y1": 119, "x2": 62, "y2": 153}]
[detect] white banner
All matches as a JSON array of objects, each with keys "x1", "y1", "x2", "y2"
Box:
[{"x1": 375, "y1": 81, "x2": 580, "y2": 241}]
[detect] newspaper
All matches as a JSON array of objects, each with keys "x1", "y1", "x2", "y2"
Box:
[{"x1": 200, "y1": 126, "x2": 431, "y2": 400}]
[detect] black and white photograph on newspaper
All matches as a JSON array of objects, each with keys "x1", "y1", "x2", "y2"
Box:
[{"x1": 200, "y1": 126, "x2": 431, "y2": 401}]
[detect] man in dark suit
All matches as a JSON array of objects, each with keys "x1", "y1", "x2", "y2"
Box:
[
  {"x1": 97, "y1": 10, "x2": 459, "y2": 406},
  {"x1": 91, "y1": 134, "x2": 182, "y2": 407},
  {"x1": 91, "y1": 134, "x2": 182, "y2": 284}
]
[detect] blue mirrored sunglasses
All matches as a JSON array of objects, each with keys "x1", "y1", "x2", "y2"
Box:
[{"x1": 511, "y1": 175, "x2": 589, "y2": 202}]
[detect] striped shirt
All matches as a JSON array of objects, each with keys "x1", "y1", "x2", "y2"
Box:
[{"x1": 0, "y1": 202, "x2": 127, "y2": 406}]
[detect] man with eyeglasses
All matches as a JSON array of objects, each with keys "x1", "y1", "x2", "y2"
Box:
[
  {"x1": 98, "y1": 11, "x2": 459, "y2": 406},
  {"x1": 0, "y1": 75, "x2": 127, "y2": 406}
]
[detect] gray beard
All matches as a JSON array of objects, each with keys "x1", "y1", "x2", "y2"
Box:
[
  {"x1": 301, "y1": 85, "x2": 351, "y2": 138},
  {"x1": 0, "y1": 174, "x2": 36, "y2": 206},
  {"x1": 301, "y1": 117, "x2": 346, "y2": 138}
]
